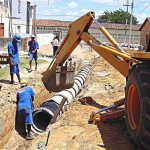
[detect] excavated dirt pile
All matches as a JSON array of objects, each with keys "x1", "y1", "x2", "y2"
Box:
[{"x1": 0, "y1": 44, "x2": 134, "y2": 150}]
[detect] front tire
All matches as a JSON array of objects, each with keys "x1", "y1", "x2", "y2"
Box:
[{"x1": 125, "y1": 63, "x2": 150, "y2": 150}]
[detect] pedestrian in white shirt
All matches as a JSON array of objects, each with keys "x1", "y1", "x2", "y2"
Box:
[{"x1": 51, "y1": 36, "x2": 59, "y2": 56}]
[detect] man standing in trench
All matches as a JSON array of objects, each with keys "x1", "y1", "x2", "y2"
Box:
[
  {"x1": 16, "y1": 79, "x2": 35, "y2": 140},
  {"x1": 8, "y1": 34, "x2": 21, "y2": 84},
  {"x1": 28, "y1": 34, "x2": 39, "y2": 71}
]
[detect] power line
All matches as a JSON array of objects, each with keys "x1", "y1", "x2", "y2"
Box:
[
  {"x1": 135, "y1": 3, "x2": 150, "y2": 16},
  {"x1": 36, "y1": 13, "x2": 100, "y2": 18},
  {"x1": 36, "y1": 14, "x2": 80, "y2": 17}
]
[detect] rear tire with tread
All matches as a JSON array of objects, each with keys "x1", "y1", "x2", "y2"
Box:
[{"x1": 125, "y1": 63, "x2": 150, "y2": 150}]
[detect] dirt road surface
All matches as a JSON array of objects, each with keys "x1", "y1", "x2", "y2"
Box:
[{"x1": 1, "y1": 44, "x2": 134, "y2": 150}]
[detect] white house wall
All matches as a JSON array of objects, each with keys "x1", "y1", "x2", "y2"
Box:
[
  {"x1": 0, "y1": 3, "x2": 9, "y2": 37},
  {"x1": 11, "y1": 0, "x2": 32, "y2": 35},
  {"x1": 36, "y1": 33, "x2": 54, "y2": 47}
]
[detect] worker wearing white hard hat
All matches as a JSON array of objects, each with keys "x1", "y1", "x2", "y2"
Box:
[
  {"x1": 28, "y1": 34, "x2": 39, "y2": 71},
  {"x1": 30, "y1": 34, "x2": 35, "y2": 38}
]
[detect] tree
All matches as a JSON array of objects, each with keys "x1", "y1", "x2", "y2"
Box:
[{"x1": 97, "y1": 9, "x2": 138, "y2": 25}]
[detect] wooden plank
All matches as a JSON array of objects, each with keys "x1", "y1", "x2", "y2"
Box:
[{"x1": 50, "y1": 97, "x2": 67, "y2": 124}]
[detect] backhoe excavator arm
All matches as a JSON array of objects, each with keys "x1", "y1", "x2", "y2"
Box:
[
  {"x1": 42, "y1": 11, "x2": 94, "y2": 91},
  {"x1": 42, "y1": 11, "x2": 138, "y2": 92},
  {"x1": 81, "y1": 32, "x2": 138, "y2": 77}
]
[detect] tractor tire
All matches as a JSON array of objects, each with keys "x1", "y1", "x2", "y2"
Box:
[{"x1": 125, "y1": 63, "x2": 150, "y2": 150}]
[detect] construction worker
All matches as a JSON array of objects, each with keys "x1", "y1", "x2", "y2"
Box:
[
  {"x1": 51, "y1": 35, "x2": 59, "y2": 56},
  {"x1": 8, "y1": 34, "x2": 21, "y2": 84},
  {"x1": 28, "y1": 34, "x2": 39, "y2": 71},
  {"x1": 16, "y1": 79, "x2": 35, "y2": 140}
]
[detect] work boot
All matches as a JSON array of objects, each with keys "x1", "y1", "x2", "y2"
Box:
[
  {"x1": 35, "y1": 65, "x2": 37, "y2": 71},
  {"x1": 28, "y1": 69, "x2": 32, "y2": 73},
  {"x1": 26, "y1": 134, "x2": 34, "y2": 140}
]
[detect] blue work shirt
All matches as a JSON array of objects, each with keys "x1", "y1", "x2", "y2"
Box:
[
  {"x1": 8, "y1": 41, "x2": 19, "y2": 65},
  {"x1": 28, "y1": 40, "x2": 39, "y2": 57},
  {"x1": 17, "y1": 86, "x2": 35, "y2": 110}
]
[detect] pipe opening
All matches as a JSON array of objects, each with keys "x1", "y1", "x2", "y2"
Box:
[{"x1": 33, "y1": 110, "x2": 52, "y2": 132}]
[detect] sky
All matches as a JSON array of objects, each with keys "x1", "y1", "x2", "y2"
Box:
[{"x1": 32, "y1": 0, "x2": 150, "y2": 24}]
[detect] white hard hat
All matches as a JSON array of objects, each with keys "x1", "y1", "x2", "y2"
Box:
[{"x1": 31, "y1": 34, "x2": 35, "y2": 38}]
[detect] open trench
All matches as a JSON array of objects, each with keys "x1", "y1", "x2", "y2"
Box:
[{"x1": 0, "y1": 51, "x2": 92, "y2": 149}]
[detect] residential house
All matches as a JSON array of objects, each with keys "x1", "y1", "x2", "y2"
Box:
[
  {"x1": 0, "y1": 0, "x2": 9, "y2": 37},
  {"x1": 139, "y1": 18, "x2": 150, "y2": 50},
  {"x1": 10, "y1": 0, "x2": 33, "y2": 36},
  {"x1": 0, "y1": 0, "x2": 33, "y2": 37}
]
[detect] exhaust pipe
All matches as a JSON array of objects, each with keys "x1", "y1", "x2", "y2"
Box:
[{"x1": 32, "y1": 65, "x2": 90, "y2": 134}]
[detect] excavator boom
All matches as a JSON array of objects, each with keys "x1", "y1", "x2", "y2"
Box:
[
  {"x1": 42, "y1": 11, "x2": 95, "y2": 92},
  {"x1": 42, "y1": 11, "x2": 146, "y2": 92}
]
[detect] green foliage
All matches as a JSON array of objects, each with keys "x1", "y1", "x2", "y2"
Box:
[{"x1": 97, "y1": 9, "x2": 138, "y2": 24}]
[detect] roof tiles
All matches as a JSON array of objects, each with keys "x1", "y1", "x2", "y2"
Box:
[{"x1": 33, "y1": 19, "x2": 141, "y2": 31}]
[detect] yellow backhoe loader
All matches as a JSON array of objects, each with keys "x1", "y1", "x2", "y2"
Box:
[{"x1": 42, "y1": 11, "x2": 150, "y2": 150}]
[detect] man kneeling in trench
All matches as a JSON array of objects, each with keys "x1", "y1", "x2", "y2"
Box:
[{"x1": 16, "y1": 79, "x2": 35, "y2": 140}]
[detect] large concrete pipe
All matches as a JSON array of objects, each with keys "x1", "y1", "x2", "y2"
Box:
[{"x1": 31, "y1": 65, "x2": 90, "y2": 134}]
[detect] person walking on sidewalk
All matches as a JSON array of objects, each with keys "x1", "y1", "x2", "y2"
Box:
[
  {"x1": 8, "y1": 34, "x2": 21, "y2": 84},
  {"x1": 28, "y1": 34, "x2": 39, "y2": 71},
  {"x1": 16, "y1": 79, "x2": 35, "y2": 140}
]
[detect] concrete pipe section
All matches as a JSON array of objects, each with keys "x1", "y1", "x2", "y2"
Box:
[{"x1": 31, "y1": 65, "x2": 90, "y2": 134}]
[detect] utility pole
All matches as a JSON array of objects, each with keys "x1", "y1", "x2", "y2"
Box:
[
  {"x1": 123, "y1": 0, "x2": 131, "y2": 44},
  {"x1": 128, "y1": 0, "x2": 134, "y2": 48},
  {"x1": 9, "y1": 0, "x2": 14, "y2": 37},
  {"x1": 0, "y1": 14, "x2": 2, "y2": 23},
  {"x1": 33, "y1": 5, "x2": 36, "y2": 35}
]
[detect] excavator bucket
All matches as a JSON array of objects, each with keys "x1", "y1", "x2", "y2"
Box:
[
  {"x1": 42, "y1": 11, "x2": 95, "y2": 92},
  {"x1": 42, "y1": 59, "x2": 75, "y2": 92}
]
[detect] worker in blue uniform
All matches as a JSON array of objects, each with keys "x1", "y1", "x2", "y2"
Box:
[
  {"x1": 16, "y1": 79, "x2": 35, "y2": 140},
  {"x1": 28, "y1": 34, "x2": 39, "y2": 71},
  {"x1": 8, "y1": 34, "x2": 21, "y2": 84}
]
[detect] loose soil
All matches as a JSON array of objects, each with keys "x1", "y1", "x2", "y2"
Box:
[{"x1": 1, "y1": 44, "x2": 134, "y2": 150}]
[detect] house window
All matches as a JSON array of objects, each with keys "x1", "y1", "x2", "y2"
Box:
[
  {"x1": 134, "y1": 35, "x2": 140, "y2": 40},
  {"x1": 118, "y1": 34, "x2": 125, "y2": 39},
  {"x1": 18, "y1": 0, "x2": 21, "y2": 13},
  {"x1": 17, "y1": 26, "x2": 21, "y2": 33}
]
